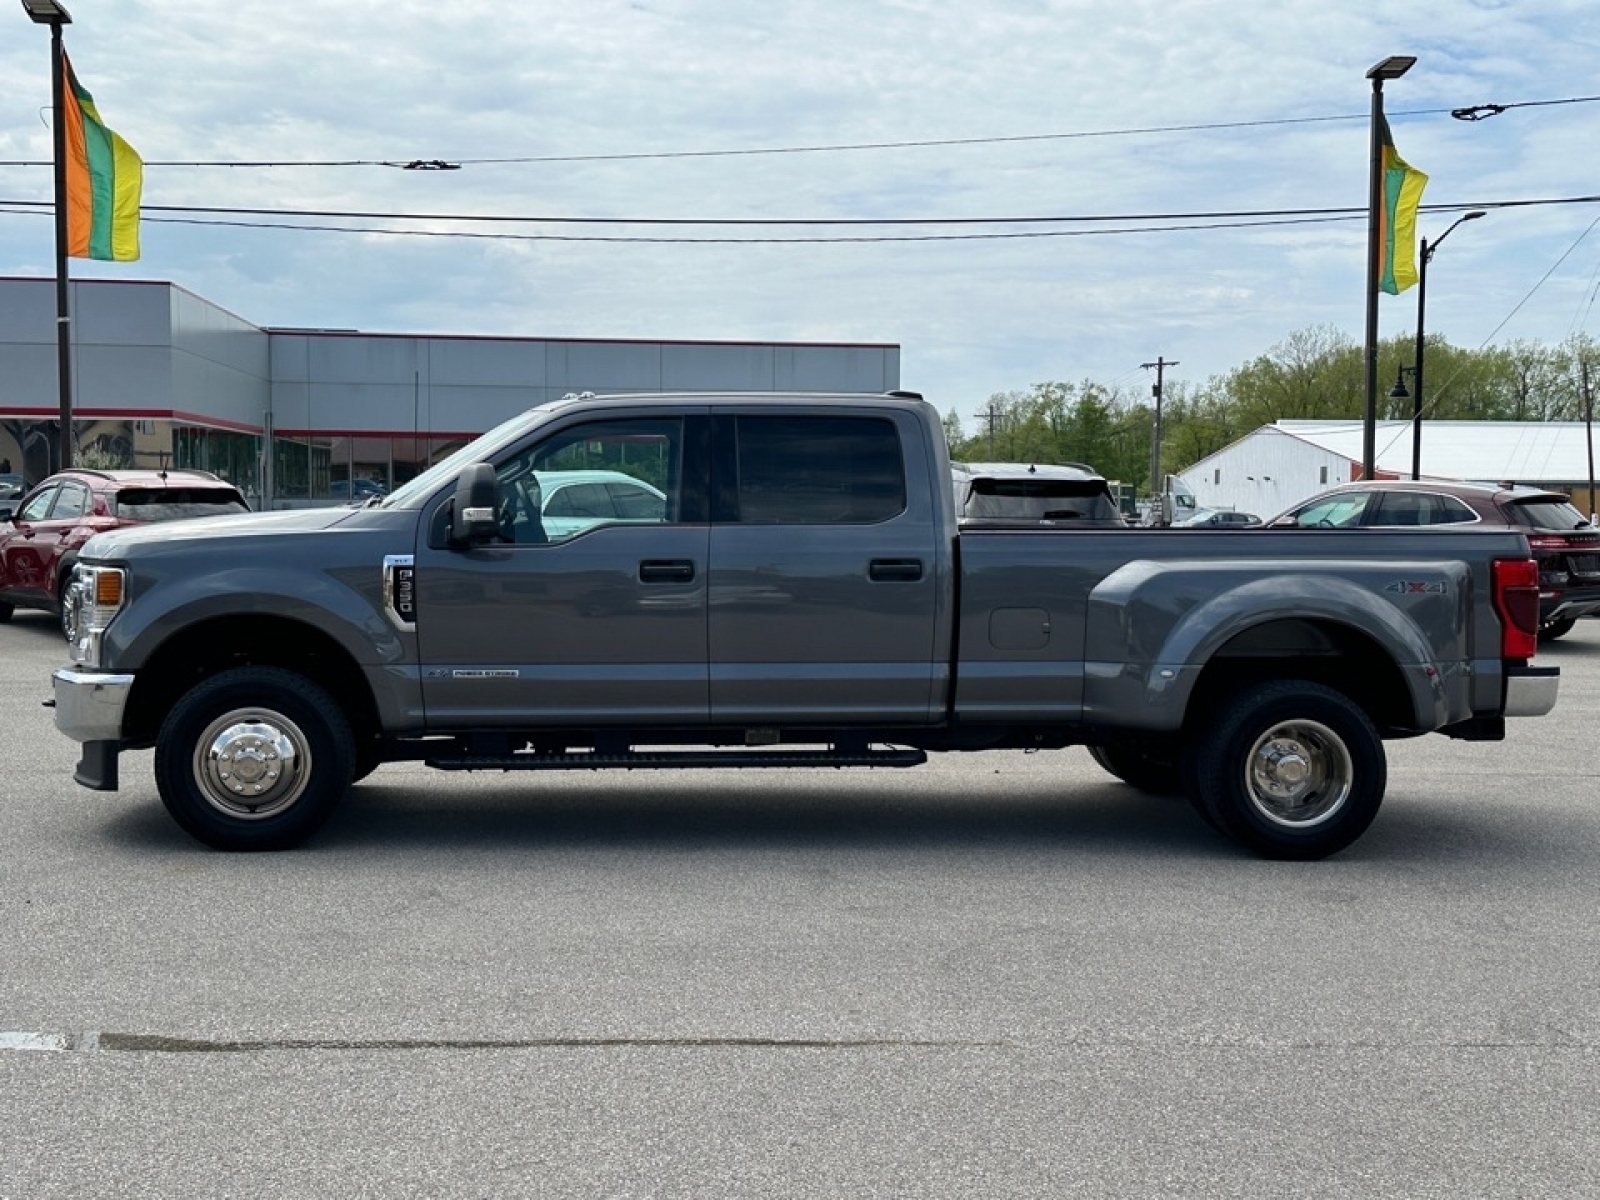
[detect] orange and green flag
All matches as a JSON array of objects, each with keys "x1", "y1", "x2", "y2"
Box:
[
  {"x1": 60, "y1": 53, "x2": 143, "y2": 262},
  {"x1": 1377, "y1": 114, "x2": 1427, "y2": 295}
]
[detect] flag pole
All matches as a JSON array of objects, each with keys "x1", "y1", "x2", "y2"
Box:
[
  {"x1": 24, "y1": 0, "x2": 76, "y2": 473},
  {"x1": 49, "y1": 13, "x2": 73, "y2": 471},
  {"x1": 1363, "y1": 56, "x2": 1415, "y2": 482}
]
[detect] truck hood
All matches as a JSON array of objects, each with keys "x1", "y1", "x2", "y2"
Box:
[{"x1": 81, "y1": 505, "x2": 363, "y2": 560}]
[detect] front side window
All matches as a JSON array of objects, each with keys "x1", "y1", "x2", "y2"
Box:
[
  {"x1": 730, "y1": 416, "x2": 905, "y2": 525},
  {"x1": 495, "y1": 418, "x2": 681, "y2": 545},
  {"x1": 17, "y1": 485, "x2": 59, "y2": 523},
  {"x1": 1291, "y1": 492, "x2": 1373, "y2": 529}
]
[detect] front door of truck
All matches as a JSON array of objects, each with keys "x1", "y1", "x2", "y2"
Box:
[
  {"x1": 413, "y1": 412, "x2": 711, "y2": 727},
  {"x1": 706, "y1": 409, "x2": 944, "y2": 725}
]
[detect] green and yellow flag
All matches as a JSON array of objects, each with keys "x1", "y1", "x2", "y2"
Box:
[
  {"x1": 61, "y1": 53, "x2": 143, "y2": 262},
  {"x1": 1377, "y1": 114, "x2": 1427, "y2": 295}
]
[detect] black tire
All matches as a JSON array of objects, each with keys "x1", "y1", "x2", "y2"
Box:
[
  {"x1": 0, "y1": 599, "x2": 12, "y2": 624},
  {"x1": 1539, "y1": 617, "x2": 1576, "y2": 643},
  {"x1": 350, "y1": 736, "x2": 384, "y2": 785},
  {"x1": 1190, "y1": 680, "x2": 1385, "y2": 861},
  {"x1": 1087, "y1": 742, "x2": 1185, "y2": 796},
  {"x1": 154, "y1": 666, "x2": 353, "y2": 851}
]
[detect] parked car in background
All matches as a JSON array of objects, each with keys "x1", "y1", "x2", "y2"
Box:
[
  {"x1": 326, "y1": 478, "x2": 389, "y2": 505},
  {"x1": 1268, "y1": 478, "x2": 1600, "y2": 640},
  {"x1": 0, "y1": 472, "x2": 24, "y2": 519},
  {"x1": 0, "y1": 468, "x2": 249, "y2": 639},
  {"x1": 951, "y1": 461, "x2": 1127, "y2": 527},
  {"x1": 499, "y1": 469, "x2": 669, "y2": 542},
  {"x1": 1173, "y1": 509, "x2": 1263, "y2": 528}
]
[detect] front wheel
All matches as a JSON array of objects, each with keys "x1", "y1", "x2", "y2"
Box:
[
  {"x1": 154, "y1": 666, "x2": 353, "y2": 851},
  {"x1": 1189, "y1": 680, "x2": 1385, "y2": 860}
]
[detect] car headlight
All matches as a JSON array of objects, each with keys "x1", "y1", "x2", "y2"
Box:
[{"x1": 68, "y1": 565, "x2": 126, "y2": 667}]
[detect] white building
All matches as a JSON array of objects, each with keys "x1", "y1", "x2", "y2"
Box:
[{"x1": 1177, "y1": 419, "x2": 1600, "y2": 520}]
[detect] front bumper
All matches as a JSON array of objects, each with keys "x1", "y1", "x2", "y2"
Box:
[{"x1": 52, "y1": 668, "x2": 134, "y2": 792}]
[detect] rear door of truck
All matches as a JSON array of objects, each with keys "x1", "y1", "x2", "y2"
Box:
[{"x1": 706, "y1": 404, "x2": 949, "y2": 725}]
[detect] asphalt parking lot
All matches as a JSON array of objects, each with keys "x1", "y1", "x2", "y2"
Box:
[{"x1": 3, "y1": 609, "x2": 1599, "y2": 1197}]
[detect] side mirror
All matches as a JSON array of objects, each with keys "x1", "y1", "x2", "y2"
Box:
[{"x1": 450, "y1": 463, "x2": 501, "y2": 546}]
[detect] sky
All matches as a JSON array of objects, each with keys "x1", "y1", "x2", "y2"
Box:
[{"x1": 3, "y1": 0, "x2": 1599, "y2": 430}]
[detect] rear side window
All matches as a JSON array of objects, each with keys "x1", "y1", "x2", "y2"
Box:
[
  {"x1": 48, "y1": 482, "x2": 91, "y2": 519},
  {"x1": 731, "y1": 416, "x2": 905, "y2": 524},
  {"x1": 112, "y1": 488, "x2": 249, "y2": 522},
  {"x1": 1372, "y1": 491, "x2": 1477, "y2": 526}
]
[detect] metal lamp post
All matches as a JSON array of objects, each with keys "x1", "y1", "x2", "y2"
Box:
[
  {"x1": 1363, "y1": 55, "x2": 1417, "y2": 481},
  {"x1": 22, "y1": 0, "x2": 75, "y2": 473},
  {"x1": 1408, "y1": 210, "x2": 1486, "y2": 479}
]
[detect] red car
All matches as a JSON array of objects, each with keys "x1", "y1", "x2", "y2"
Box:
[
  {"x1": 0, "y1": 468, "x2": 249, "y2": 638},
  {"x1": 1269, "y1": 478, "x2": 1600, "y2": 641}
]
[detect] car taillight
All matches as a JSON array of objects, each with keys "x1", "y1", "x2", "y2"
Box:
[
  {"x1": 1492, "y1": 557, "x2": 1540, "y2": 659},
  {"x1": 1527, "y1": 535, "x2": 1570, "y2": 555}
]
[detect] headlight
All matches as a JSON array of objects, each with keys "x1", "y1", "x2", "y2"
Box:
[{"x1": 68, "y1": 565, "x2": 126, "y2": 667}]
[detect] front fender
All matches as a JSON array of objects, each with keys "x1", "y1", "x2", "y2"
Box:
[
  {"x1": 105, "y1": 563, "x2": 407, "y2": 671},
  {"x1": 1082, "y1": 558, "x2": 1469, "y2": 731}
]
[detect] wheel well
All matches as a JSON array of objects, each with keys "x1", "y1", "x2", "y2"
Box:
[
  {"x1": 1189, "y1": 618, "x2": 1416, "y2": 735},
  {"x1": 123, "y1": 615, "x2": 381, "y2": 748}
]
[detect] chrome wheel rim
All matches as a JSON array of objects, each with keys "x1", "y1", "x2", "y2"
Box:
[
  {"x1": 1243, "y1": 718, "x2": 1352, "y2": 828},
  {"x1": 192, "y1": 707, "x2": 312, "y2": 820}
]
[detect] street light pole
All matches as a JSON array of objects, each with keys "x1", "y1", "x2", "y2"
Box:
[
  {"x1": 1410, "y1": 210, "x2": 1485, "y2": 479},
  {"x1": 23, "y1": 0, "x2": 75, "y2": 474},
  {"x1": 1364, "y1": 55, "x2": 1416, "y2": 482}
]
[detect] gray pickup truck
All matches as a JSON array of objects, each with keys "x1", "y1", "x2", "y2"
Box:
[{"x1": 53, "y1": 391, "x2": 1558, "y2": 859}]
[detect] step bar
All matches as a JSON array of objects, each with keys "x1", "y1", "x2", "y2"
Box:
[{"x1": 426, "y1": 747, "x2": 928, "y2": 772}]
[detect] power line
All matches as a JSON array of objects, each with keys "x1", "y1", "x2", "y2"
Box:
[
  {"x1": 3, "y1": 96, "x2": 1599, "y2": 171},
  {"x1": 1, "y1": 194, "x2": 1595, "y2": 235}
]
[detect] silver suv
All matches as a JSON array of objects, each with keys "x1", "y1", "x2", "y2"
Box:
[{"x1": 951, "y1": 461, "x2": 1126, "y2": 528}]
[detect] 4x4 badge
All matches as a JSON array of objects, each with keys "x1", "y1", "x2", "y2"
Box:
[{"x1": 1384, "y1": 580, "x2": 1447, "y2": 594}]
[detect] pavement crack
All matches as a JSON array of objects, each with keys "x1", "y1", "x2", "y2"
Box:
[{"x1": 2, "y1": 1031, "x2": 1001, "y2": 1054}]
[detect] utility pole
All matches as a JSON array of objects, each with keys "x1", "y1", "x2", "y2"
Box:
[
  {"x1": 1142, "y1": 356, "x2": 1178, "y2": 497},
  {"x1": 1584, "y1": 359, "x2": 1596, "y2": 521}
]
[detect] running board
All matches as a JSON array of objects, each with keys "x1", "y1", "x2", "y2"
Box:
[{"x1": 426, "y1": 747, "x2": 928, "y2": 772}]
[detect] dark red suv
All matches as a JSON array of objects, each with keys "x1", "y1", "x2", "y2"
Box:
[
  {"x1": 0, "y1": 468, "x2": 249, "y2": 638},
  {"x1": 1269, "y1": 478, "x2": 1600, "y2": 641}
]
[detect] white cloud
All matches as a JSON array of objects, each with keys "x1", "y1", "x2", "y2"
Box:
[{"x1": 2, "y1": 0, "x2": 1599, "y2": 420}]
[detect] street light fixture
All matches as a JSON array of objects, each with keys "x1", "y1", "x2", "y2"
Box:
[
  {"x1": 1363, "y1": 54, "x2": 1416, "y2": 481},
  {"x1": 22, "y1": 0, "x2": 76, "y2": 474},
  {"x1": 1405, "y1": 210, "x2": 1486, "y2": 479}
]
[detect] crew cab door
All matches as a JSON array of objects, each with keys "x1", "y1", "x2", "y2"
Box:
[
  {"x1": 706, "y1": 409, "x2": 946, "y2": 725},
  {"x1": 412, "y1": 411, "x2": 711, "y2": 726}
]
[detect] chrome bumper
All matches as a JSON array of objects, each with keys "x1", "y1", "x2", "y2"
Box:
[
  {"x1": 52, "y1": 668, "x2": 135, "y2": 742},
  {"x1": 1504, "y1": 666, "x2": 1560, "y2": 718}
]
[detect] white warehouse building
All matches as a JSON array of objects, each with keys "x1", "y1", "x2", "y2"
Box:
[{"x1": 1177, "y1": 419, "x2": 1600, "y2": 520}]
